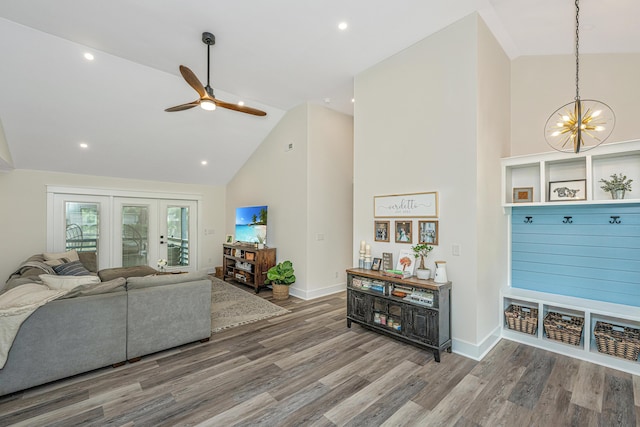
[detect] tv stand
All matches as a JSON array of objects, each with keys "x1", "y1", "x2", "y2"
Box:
[{"x1": 222, "y1": 244, "x2": 276, "y2": 293}]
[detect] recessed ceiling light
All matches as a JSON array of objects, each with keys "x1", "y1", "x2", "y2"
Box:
[
  {"x1": 83, "y1": 52, "x2": 94, "y2": 61},
  {"x1": 79, "y1": 142, "x2": 88, "y2": 148},
  {"x1": 323, "y1": 97, "x2": 331, "y2": 104},
  {"x1": 238, "y1": 101, "x2": 245, "y2": 106},
  {"x1": 338, "y1": 22, "x2": 348, "y2": 31},
  {"x1": 201, "y1": 160, "x2": 208, "y2": 165},
  {"x1": 351, "y1": 98, "x2": 355, "y2": 103}
]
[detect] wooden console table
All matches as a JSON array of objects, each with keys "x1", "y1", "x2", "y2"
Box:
[{"x1": 346, "y1": 268, "x2": 452, "y2": 362}]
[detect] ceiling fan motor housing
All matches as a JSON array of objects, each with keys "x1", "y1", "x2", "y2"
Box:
[{"x1": 202, "y1": 32, "x2": 215, "y2": 45}]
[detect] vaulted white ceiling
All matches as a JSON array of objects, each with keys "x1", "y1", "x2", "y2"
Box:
[{"x1": 1, "y1": 1, "x2": 638, "y2": 185}]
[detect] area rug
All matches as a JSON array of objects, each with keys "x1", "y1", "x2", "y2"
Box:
[{"x1": 210, "y1": 276, "x2": 290, "y2": 332}]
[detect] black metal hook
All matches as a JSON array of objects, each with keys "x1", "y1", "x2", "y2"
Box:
[
  {"x1": 524, "y1": 216, "x2": 533, "y2": 224},
  {"x1": 609, "y1": 216, "x2": 621, "y2": 224},
  {"x1": 563, "y1": 216, "x2": 573, "y2": 224}
]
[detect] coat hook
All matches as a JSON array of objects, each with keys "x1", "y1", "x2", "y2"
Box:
[
  {"x1": 563, "y1": 216, "x2": 573, "y2": 224},
  {"x1": 609, "y1": 216, "x2": 621, "y2": 224},
  {"x1": 524, "y1": 216, "x2": 533, "y2": 224}
]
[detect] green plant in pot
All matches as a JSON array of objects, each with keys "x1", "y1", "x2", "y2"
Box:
[
  {"x1": 265, "y1": 260, "x2": 295, "y2": 300},
  {"x1": 411, "y1": 243, "x2": 433, "y2": 280},
  {"x1": 600, "y1": 173, "x2": 633, "y2": 200}
]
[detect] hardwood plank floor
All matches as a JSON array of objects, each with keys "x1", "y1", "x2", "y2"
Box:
[{"x1": 1, "y1": 284, "x2": 638, "y2": 426}]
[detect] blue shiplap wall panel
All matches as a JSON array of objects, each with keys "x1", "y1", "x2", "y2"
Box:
[{"x1": 511, "y1": 204, "x2": 640, "y2": 306}]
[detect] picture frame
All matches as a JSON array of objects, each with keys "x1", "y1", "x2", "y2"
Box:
[
  {"x1": 548, "y1": 179, "x2": 587, "y2": 202},
  {"x1": 225, "y1": 234, "x2": 234, "y2": 244},
  {"x1": 382, "y1": 252, "x2": 393, "y2": 271},
  {"x1": 512, "y1": 187, "x2": 533, "y2": 203},
  {"x1": 418, "y1": 220, "x2": 439, "y2": 245},
  {"x1": 371, "y1": 257, "x2": 382, "y2": 271},
  {"x1": 396, "y1": 250, "x2": 416, "y2": 276},
  {"x1": 374, "y1": 192, "x2": 438, "y2": 218},
  {"x1": 394, "y1": 220, "x2": 412, "y2": 244},
  {"x1": 374, "y1": 220, "x2": 390, "y2": 242}
]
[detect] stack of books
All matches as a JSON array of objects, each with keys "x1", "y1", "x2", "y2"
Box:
[{"x1": 381, "y1": 269, "x2": 412, "y2": 279}]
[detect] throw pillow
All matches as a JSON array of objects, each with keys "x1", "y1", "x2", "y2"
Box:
[
  {"x1": 60, "y1": 277, "x2": 126, "y2": 299},
  {"x1": 39, "y1": 274, "x2": 101, "y2": 291},
  {"x1": 78, "y1": 251, "x2": 98, "y2": 273},
  {"x1": 43, "y1": 249, "x2": 80, "y2": 263},
  {"x1": 52, "y1": 260, "x2": 92, "y2": 276}
]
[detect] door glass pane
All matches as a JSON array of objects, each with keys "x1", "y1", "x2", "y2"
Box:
[
  {"x1": 122, "y1": 206, "x2": 149, "y2": 267},
  {"x1": 167, "y1": 206, "x2": 189, "y2": 267},
  {"x1": 65, "y1": 202, "x2": 99, "y2": 254}
]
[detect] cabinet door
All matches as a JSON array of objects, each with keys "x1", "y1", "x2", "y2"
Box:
[
  {"x1": 347, "y1": 290, "x2": 370, "y2": 322},
  {"x1": 404, "y1": 306, "x2": 439, "y2": 345}
]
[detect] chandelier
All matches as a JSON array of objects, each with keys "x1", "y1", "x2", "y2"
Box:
[{"x1": 544, "y1": 0, "x2": 615, "y2": 153}]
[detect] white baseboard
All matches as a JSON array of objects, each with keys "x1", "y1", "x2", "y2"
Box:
[
  {"x1": 289, "y1": 282, "x2": 346, "y2": 300},
  {"x1": 452, "y1": 325, "x2": 501, "y2": 361}
]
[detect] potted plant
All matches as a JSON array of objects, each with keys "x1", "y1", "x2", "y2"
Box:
[
  {"x1": 411, "y1": 243, "x2": 433, "y2": 280},
  {"x1": 265, "y1": 260, "x2": 296, "y2": 300},
  {"x1": 600, "y1": 173, "x2": 633, "y2": 199}
]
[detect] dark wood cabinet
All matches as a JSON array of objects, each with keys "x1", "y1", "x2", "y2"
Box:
[
  {"x1": 223, "y1": 244, "x2": 276, "y2": 293},
  {"x1": 346, "y1": 268, "x2": 451, "y2": 362}
]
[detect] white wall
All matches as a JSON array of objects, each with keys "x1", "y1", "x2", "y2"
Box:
[
  {"x1": 511, "y1": 54, "x2": 640, "y2": 156},
  {"x1": 0, "y1": 118, "x2": 13, "y2": 171},
  {"x1": 226, "y1": 103, "x2": 353, "y2": 299},
  {"x1": 0, "y1": 169, "x2": 225, "y2": 283},
  {"x1": 354, "y1": 14, "x2": 510, "y2": 357},
  {"x1": 475, "y1": 18, "x2": 511, "y2": 353}
]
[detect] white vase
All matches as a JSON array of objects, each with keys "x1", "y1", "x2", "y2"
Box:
[{"x1": 416, "y1": 268, "x2": 430, "y2": 280}]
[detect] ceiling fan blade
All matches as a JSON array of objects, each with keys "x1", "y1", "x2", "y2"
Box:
[
  {"x1": 213, "y1": 98, "x2": 267, "y2": 117},
  {"x1": 164, "y1": 100, "x2": 200, "y2": 112},
  {"x1": 179, "y1": 65, "x2": 206, "y2": 98}
]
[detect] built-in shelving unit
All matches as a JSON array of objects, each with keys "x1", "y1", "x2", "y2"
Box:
[
  {"x1": 502, "y1": 139, "x2": 640, "y2": 206},
  {"x1": 501, "y1": 139, "x2": 640, "y2": 374}
]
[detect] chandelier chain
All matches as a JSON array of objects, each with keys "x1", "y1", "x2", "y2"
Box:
[{"x1": 575, "y1": 0, "x2": 580, "y2": 101}]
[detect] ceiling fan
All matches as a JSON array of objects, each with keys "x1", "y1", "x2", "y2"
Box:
[{"x1": 165, "y1": 32, "x2": 266, "y2": 117}]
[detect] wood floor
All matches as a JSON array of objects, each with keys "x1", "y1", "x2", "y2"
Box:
[{"x1": 1, "y1": 285, "x2": 639, "y2": 426}]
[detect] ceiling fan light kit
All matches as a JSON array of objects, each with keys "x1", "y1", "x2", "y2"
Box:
[
  {"x1": 544, "y1": 0, "x2": 614, "y2": 154},
  {"x1": 165, "y1": 32, "x2": 266, "y2": 117}
]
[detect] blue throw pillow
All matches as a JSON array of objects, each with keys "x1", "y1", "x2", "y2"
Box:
[{"x1": 53, "y1": 260, "x2": 92, "y2": 276}]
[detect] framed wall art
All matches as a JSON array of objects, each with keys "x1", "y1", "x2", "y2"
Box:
[
  {"x1": 371, "y1": 257, "x2": 382, "y2": 271},
  {"x1": 382, "y1": 252, "x2": 393, "y2": 271},
  {"x1": 396, "y1": 250, "x2": 415, "y2": 275},
  {"x1": 225, "y1": 234, "x2": 234, "y2": 244},
  {"x1": 374, "y1": 220, "x2": 390, "y2": 242},
  {"x1": 549, "y1": 179, "x2": 586, "y2": 202},
  {"x1": 395, "y1": 220, "x2": 412, "y2": 244},
  {"x1": 512, "y1": 187, "x2": 533, "y2": 203},
  {"x1": 374, "y1": 192, "x2": 438, "y2": 218},
  {"x1": 418, "y1": 220, "x2": 438, "y2": 245}
]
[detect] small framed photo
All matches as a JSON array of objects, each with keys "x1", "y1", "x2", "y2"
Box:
[
  {"x1": 371, "y1": 257, "x2": 382, "y2": 271},
  {"x1": 395, "y1": 221, "x2": 412, "y2": 244},
  {"x1": 374, "y1": 220, "x2": 390, "y2": 242},
  {"x1": 225, "y1": 234, "x2": 234, "y2": 244},
  {"x1": 549, "y1": 179, "x2": 586, "y2": 202},
  {"x1": 418, "y1": 220, "x2": 439, "y2": 245},
  {"x1": 513, "y1": 187, "x2": 533, "y2": 203}
]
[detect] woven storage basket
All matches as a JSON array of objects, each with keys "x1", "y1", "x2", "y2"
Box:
[
  {"x1": 594, "y1": 321, "x2": 640, "y2": 361},
  {"x1": 504, "y1": 304, "x2": 538, "y2": 335},
  {"x1": 543, "y1": 312, "x2": 584, "y2": 346}
]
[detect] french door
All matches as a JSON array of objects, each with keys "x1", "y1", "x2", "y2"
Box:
[
  {"x1": 48, "y1": 189, "x2": 198, "y2": 272},
  {"x1": 113, "y1": 198, "x2": 196, "y2": 272}
]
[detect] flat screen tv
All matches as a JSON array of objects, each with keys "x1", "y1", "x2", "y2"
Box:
[{"x1": 235, "y1": 205, "x2": 268, "y2": 244}]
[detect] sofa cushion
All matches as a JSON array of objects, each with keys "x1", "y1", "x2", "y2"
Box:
[
  {"x1": 43, "y1": 249, "x2": 80, "y2": 263},
  {"x1": 126, "y1": 270, "x2": 210, "y2": 290},
  {"x1": 52, "y1": 260, "x2": 92, "y2": 276},
  {"x1": 39, "y1": 274, "x2": 101, "y2": 291},
  {"x1": 60, "y1": 277, "x2": 126, "y2": 299},
  {"x1": 98, "y1": 265, "x2": 158, "y2": 282}
]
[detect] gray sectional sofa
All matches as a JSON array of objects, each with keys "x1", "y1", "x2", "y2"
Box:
[{"x1": 0, "y1": 265, "x2": 212, "y2": 397}]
